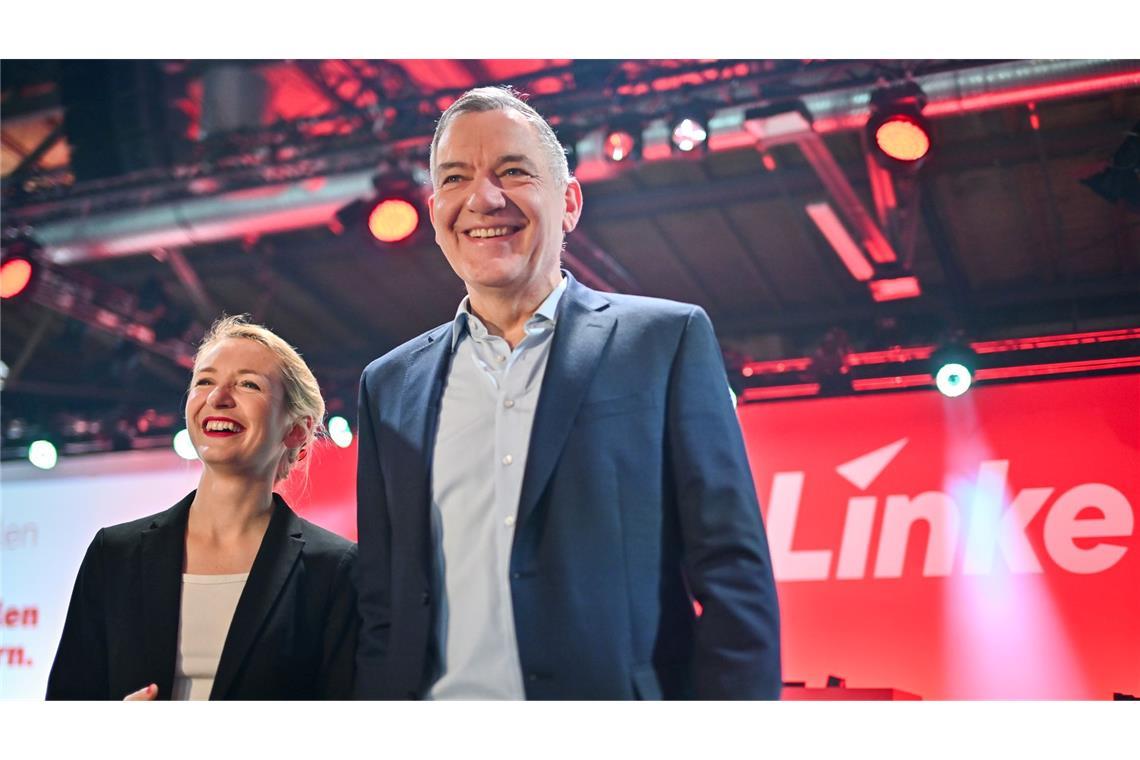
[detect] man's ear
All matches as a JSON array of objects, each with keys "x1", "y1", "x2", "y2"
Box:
[{"x1": 562, "y1": 178, "x2": 583, "y2": 234}]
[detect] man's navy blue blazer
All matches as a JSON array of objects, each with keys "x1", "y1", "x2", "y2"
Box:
[{"x1": 354, "y1": 272, "x2": 781, "y2": 699}]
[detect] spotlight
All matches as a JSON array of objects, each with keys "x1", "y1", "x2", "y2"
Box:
[
  {"x1": 931, "y1": 343, "x2": 978, "y2": 398},
  {"x1": 670, "y1": 115, "x2": 708, "y2": 154},
  {"x1": 1, "y1": 228, "x2": 43, "y2": 300},
  {"x1": 368, "y1": 198, "x2": 419, "y2": 243},
  {"x1": 603, "y1": 126, "x2": 640, "y2": 163},
  {"x1": 334, "y1": 169, "x2": 428, "y2": 247},
  {"x1": 28, "y1": 439, "x2": 58, "y2": 470},
  {"x1": 1, "y1": 258, "x2": 34, "y2": 299},
  {"x1": 328, "y1": 415, "x2": 353, "y2": 448},
  {"x1": 935, "y1": 363, "x2": 972, "y2": 398},
  {"x1": 173, "y1": 428, "x2": 198, "y2": 460},
  {"x1": 866, "y1": 82, "x2": 932, "y2": 171}
]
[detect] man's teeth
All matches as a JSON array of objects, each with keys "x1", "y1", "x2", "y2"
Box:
[
  {"x1": 205, "y1": 420, "x2": 242, "y2": 432},
  {"x1": 467, "y1": 227, "x2": 515, "y2": 239}
]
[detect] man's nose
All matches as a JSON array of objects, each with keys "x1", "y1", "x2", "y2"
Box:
[{"x1": 465, "y1": 174, "x2": 507, "y2": 214}]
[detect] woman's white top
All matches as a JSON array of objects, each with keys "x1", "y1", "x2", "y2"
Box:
[{"x1": 171, "y1": 573, "x2": 249, "y2": 701}]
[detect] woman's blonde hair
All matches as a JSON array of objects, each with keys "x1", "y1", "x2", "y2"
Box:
[{"x1": 193, "y1": 314, "x2": 325, "y2": 482}]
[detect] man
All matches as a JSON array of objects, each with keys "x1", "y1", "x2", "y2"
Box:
[{"x1": 355, "y1": 86, "x2": 780, "y2": 699}]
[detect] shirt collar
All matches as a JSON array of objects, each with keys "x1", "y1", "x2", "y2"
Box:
[{"x1": 450, "y1": 274, "x2": 568, "y2": 352}]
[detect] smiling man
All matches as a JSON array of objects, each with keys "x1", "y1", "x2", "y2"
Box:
[{"x1": 354, "y1": 86, "x2": 781, "y2": 700}]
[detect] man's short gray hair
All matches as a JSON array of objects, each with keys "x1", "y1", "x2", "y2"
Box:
[{"x1": 429, "y1": 86, "x2": 572, "y2": 187}]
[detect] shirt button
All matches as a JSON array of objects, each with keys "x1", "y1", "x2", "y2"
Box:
[
  {"x1": 502, "y1": 454, "x2": 513, "y2": 466},
  {"x1": 505, "y1": 515, "x2": 516, "y2": 527},
  {"x1": 503, "y1": 399, "x2": 515, "y2": 408},
  {"x1": 496, "y1": 354, "x2": 506, "y2": 363}
]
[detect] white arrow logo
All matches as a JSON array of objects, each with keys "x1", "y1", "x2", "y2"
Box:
[{"x1": 836, "y1": 438, "x2": 909, "y2": 490}]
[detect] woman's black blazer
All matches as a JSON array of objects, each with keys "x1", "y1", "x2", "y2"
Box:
[{"x1": 46, "y1": 491, "x2": 358, "y2": 700}]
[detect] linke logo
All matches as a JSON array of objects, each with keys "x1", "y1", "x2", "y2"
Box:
[{"x1": 765, "y1": 438, "x2": 1134, "y2": 581}]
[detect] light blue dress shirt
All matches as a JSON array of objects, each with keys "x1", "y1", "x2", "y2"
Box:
[{"x1": 427, "y1": 276, "x2": 567, "y2": 699}]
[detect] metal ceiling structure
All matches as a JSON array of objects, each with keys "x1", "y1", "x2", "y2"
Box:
[{"x1": 2, "y1": 59, "x2": 1139, "y2": 462}]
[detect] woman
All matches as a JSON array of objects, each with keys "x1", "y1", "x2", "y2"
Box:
[{"x1": 46, "y1": 315, "x2": 358, "y2": 700}]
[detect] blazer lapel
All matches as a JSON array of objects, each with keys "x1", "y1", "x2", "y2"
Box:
[
  {"x1": 138, "y1": 492, "x2": 194, "y2": 701},
  {"x1": 516, "y1": 276, "x2": 615, "y2": 529},
  {"x1": 210, "y1": 495, "x2": 303, "y2": 699},
  {"x1": 207, "y1": 494, "x2": 300, "y2": 701},
  {"x1": 397, "y1": 323, "x2": 454, "y2": 501},
  {"x1": 394, "y1": 324, "x2": 453, "y2": 571}
]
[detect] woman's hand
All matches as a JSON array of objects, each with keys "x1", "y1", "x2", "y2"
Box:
[{"x1": 124, "y1": 683, "x2": 158, "y2": 700}]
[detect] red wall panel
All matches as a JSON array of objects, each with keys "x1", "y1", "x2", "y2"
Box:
[{"x1": 738, "y1": 373, "x2": 1139, "y2": 699}]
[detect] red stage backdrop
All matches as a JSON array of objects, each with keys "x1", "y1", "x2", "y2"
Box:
[
  {"x1": 738, "y1": 373, "x2": 1139, "y2": 699},
  {"x1": 11, "y1": 374, "x2": 1129, "y2": 699}
]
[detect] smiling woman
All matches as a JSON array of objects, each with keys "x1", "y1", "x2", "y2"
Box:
[{"x1": 46, "y1": 315, "x2": 359, "y2": 701}]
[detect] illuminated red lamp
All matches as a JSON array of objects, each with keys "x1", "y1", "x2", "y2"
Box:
[
  {"x1": 869, "y1": 276, "x2": 922, "y2": 302},
  {"x1": 874, "y1": 114, "x2": 931, "y2": 162},
  {"x1": 1, "y1": 258, "x2": 34, "y2": 299},
  {"x1": 603, "y1": 129, "x2": 639, "y2": 162},
  {"x1": 368, "y1": 198, "x2": 420, "y2": 243},
  {"x1": 866, "y1": 82, "x2": 932, "y2": 171}
]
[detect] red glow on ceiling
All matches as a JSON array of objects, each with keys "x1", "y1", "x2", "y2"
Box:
[
  {"x1": 368, "y1": 199, "x2": 419, "y2": 243},
  {"x1": 867, "y1": 158, "x2": 898, "y2": 215},
  {"x1": 874, "y1": 115, "x2": 931, "y2": 162},
  {"x1": 805, "y1": 202, "x2": 874, "y2": 282},
  {"x1": 264, "y1": 64, "x2": 340, "y2": 121},
  {"x1": 745, "y1": 355, "x2": 1140, "y2": 401},
  {"x1": 741, "y1": 357, "x2": 814, "y2": 377},
  {"x1": 847, "y1": 345, "x2": 936, "y2": 366},
  {"x1": 741, "y1": 383, "x2": 821, "y2": 402},
  {"x1": 924, "y1": 71, "x2": 1140, "y2": 118},
  {"x1": 862, "y1": 236, "x2": 897, "y2": 265},
  {"x1": 975, "y1": 356, "x2": 1140, "y2": 381},
  {"x1": 973, "y1": 328, "x2": 1140, "y2": 353},
  {"x1": 869, "y1": 276, "x2": 923, "y2": 302},
  {"x1": 1, "y1": 258, "x2": 34, "y2": 298},
  {"x1": 394, "y1": 59, "x2": 478, "y2": 92},
  {"x1": 738, "y1": 329, "x2": 1140, "y2": 397},
  {"x1": 851, "y1": 373, "x2": 932, "y2": 392}
]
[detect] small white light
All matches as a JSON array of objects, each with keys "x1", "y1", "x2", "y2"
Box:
[
  {"x1": 935, "y1": 362, "x2": 972, "y2": 398},
  {"x1": 672, "y1": 118, "x2": 707, "y2": 153},
  {"x1": 328, "y1": 416, "x2": 353, "y2": 448},
  {"x1": 173, "y1": 428, "x2": 199, "y2": 460},
  {"x1": 28, "y1": 440, "x2": 58, "y2": 470}
]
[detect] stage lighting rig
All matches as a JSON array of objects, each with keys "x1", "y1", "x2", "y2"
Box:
[
  {"x1": 602, "y1": 123, "x2": 641, "y2": 163},
  {"x1": 1, "y1": 228, "x2": 43, "y2": 301},
  {"x1": 866, "y1": 82, "x2": 933, "y2": 172},
  {"x1": 670, "y1": 113, "x2": 709, "y2": 154},
  {"x1": 335, "y1": 166, "x2": 430, "y2": 247},
  {"x1": 931, "y1": 341, "x2": 978, "y2": 398}
]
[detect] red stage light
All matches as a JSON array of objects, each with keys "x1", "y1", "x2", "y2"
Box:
[
  {"x1": 604, "y1": 130, "x2": 636, "y2": 162},
  {"x1": 1, "y1": 258, "x2": 34, "y2": 299},
  {"x1": 869, "y1": 275, "x2": 923, "y2": 302},
  {"x1": 368, "y1": 198, "x2": 419, "y2": 243},
  {"x1": 874, "y1": 115, "x2": 931, "y2": 162}
]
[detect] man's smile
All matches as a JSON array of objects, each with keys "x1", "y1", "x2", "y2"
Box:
[{"x1": 463, "y1": 225, "x2": 523, "y2": 240}]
